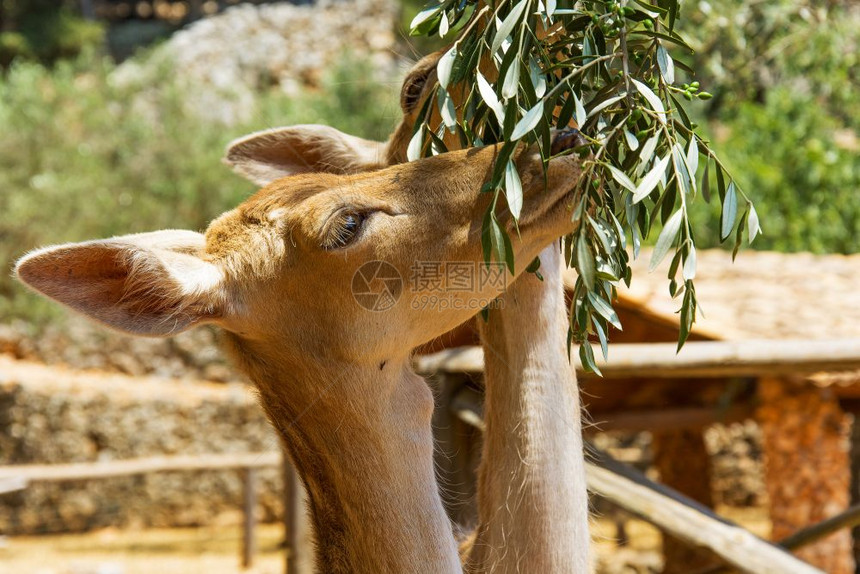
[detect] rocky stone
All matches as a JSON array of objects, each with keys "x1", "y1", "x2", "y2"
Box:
[{"x1": 111, "y1": 0, "x2": 400, "y2": 125}]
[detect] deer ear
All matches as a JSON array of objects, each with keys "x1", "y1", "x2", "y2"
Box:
[
  {"x1": 224, "y1": 124, "x2": 389, "y2": 185},
  {"x1": 15, "y1": 230, "x2": 225, "y2": 337}
]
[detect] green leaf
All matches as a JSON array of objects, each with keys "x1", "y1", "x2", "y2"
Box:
[
  {"x1": 437, "y1": 45, "x2": 457, "y2": 89},
  {"x1": 481, "y1": 207, "x2": 493, "y2": 264},
  {"x1": 636, "y1": 134, "x2": 661, "y2": 176},
  {"x1": 631, "y1": 78, "x2": 666, "y2": 124},
  {"x1": 686, "y1": 137, "x2": 699, "y2": 177},
  {"x1": 624, "y1": 128, "x2": 639, "y2": 151},
  {"x1": 606, "y1": 164, "x2": 636, "y2": 193},
  {"x1": 492, "y1": 0, "x2": 528, "y2": 55},
  {"x1": 720, "y1": 182, "x2": 738, "y2": 241},
  {"x1": 593, "y1": 318, "x2": 609, "y2": 361},
  {"x1": 410, "y1": 5, "x2": 442, "y2": 32},
  {"x1": 656, "y1": 44, "x2": 675, "y2": 84},
  {"x1": 587, "y1": 291, "x2": 622, "y2": 330},
  {"x1": 649, "y1": 209, "x2": 683, "y2": 271},
  {"x1": 579, "y1": 341, "x2": 603, "y2": 376},
  {"x1": 438, "y1": 89, "x2": 457, "y2": 130},
  {"x1": 504, "y1": 159, "x2": 523, "y2": 219},
  {"x1": 511, "y1": 102, "x2": 543, "y2": 140},
  {"x1": 490, "y1": 214, "x2": 508, "y2": 268},
  {"x1": 701, "y1": 159, "x2": 711, "y2": 203},
  {"x1": 682, "y1": 244, "x2": 696, "y2": 281},
  {"x1": 477, "y1": 72, "x2": 506, "y2": 125},
  {"x1": 748, "y1": 204, "x2": 761, "y2": 244},
  {"x1": 587, "y1": 94, "x2": 625, "y2": 119},
  {"x1": 529, "y1": 56, "x2": 546, "y2": 98},
  {"x1": 633, "y1": 154, "x2": 670, "y2": 203},
  {"x1": 574, "y1": 92, "x2": 587, "y2": 127},
  {"x1": 672, "y1": 142, "x2": 694, "y2": 196},
  {"x1": 501, "y1": 58, "x2": 520, "y2": 100},
  {"x1": 406, "y1": 126, "x2": 424, "y2": 161},
  {"x1": 576, "y1": 237, "x2": 596, "y2": 290}
]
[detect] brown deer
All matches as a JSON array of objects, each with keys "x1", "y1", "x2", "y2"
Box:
[
  {"x1": 222, "y1": 49, "x2": 591, "y2": 572},
  {"x1": 16, "y1": 135, "x2": 587, "y2": 573}
]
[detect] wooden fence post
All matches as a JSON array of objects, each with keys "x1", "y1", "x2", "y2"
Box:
[
  {"x1": 284, "y1": 455, "x2": 313, "y2": 574},
  {"x1": 241, "y1": 467, "x2": 257, "y2": 569}
]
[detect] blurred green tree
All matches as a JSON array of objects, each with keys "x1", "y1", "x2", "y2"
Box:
[{"x1": 0, "y1": 0, "x2": 104, "y2": 66}]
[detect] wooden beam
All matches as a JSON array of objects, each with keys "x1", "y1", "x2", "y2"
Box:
[
  {"x1": 414, "y1": 339, "x2": 860, "y2": 379},
  {"x1": 0, "y1": 452, "x2": 281, "y2": 483},
  {"x1": 449, "y1": 395, "x2": 821, "y2": 573},
  {"x1": 694, "y1": 504, "x2": 860, "y2": 574},
  {"x1": 587, "y1": 448, "x2": 822, "y2": 574},
  {"x1": 588, "y1": 405, "x2": 755, "y2": 432}
]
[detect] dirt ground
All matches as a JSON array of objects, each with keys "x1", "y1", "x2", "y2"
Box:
[{"x1": 0, "y1": 507, "x2": 770, "y2": 574}]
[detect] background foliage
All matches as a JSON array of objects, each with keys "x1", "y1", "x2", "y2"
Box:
[
  {"x1": 0, "y1": 0, "x2": 857, "y2": 329},
  {"x1": 0, "y1": 51, "x2": 397, "y2": 324}
]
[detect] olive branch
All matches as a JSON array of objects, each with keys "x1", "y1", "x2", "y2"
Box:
[{"x1": 409, "y1": 0, "x2": 759, "y2": 374}]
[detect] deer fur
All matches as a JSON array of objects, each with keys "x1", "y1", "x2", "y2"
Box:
[
  {"x1": 16, "y1": 140, "x2": 585, "y2": 573},
  {"x1": 222, "y1": 48, "x2": 592, "y2": 573}
]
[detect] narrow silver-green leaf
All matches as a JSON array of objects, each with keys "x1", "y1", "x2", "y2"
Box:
[
  {"x1": 593, "y1": 319, "x2": 609, "y2": 361},
  {"x1": 686, "y1": 137, "x2": 699, "y2": 176},
  {"x1": 440, "y1": 12, "x2": 450, "y2": 36},
  {"x1": 587, "y1": 291, "x2": 622, "y2": 330},
  {"x1": 511, "y1": 102, "x2": 543, "y2": 140},
  {"x1": 501, "y1": 58, "x2": 520, "y2": 100},
  {"x1": 410, "y1": 6, "x2": 441, "y2": 31},
  {"x1": 721, "y1": 182, "x2": 738, "y2": 240},
  {"x1": 504, "y1": 159, "x2": 523, "y2": 219},
  {"x1": 631, "y1": 78, "x2": 666, "y2": 124},
  {"x1": 624, "y1": 128, "x2": 639, "y2": 151},
  {"x1": 606, "y1": 164, "x2": 636, "y2": 193},
  {"x1": 577, "y1": 238, "x2": 596, "y2": 290},
  {"x1": 633, "y1": 154, "x2": 670, "y2": 203},
  {"x1": 656, "y1": 43, "x2": 675, "y2": 84},
  {"x1": 406, "y1": 126, "x2": 424, "y2": 161},
  {"x1": 438, "y1": 90, "x2": 457, "y2": 130},
  {"x1": 477, "y1": 72, "x2": 506, "y2": 124},
  {"x1": 748, "y1": 204, "x2": 761, "y2": 244},
  {"x1": 650, "y1": 209, "x2": 684, "y2": 271},
  {"x1": 491, "y1": 0, "x2": 527, "y2": 54},
  {"x1": 437, "y1": 45, "x2": 457, "y2": 89},
  {"x1": 587, "y1": 94, "x2": 625, "y2": 118},
  {"x1": 683, "y1": 244, "x2": 697, "y2": 280},
  {"x1": 529, "y1": 56, "x2": 546, "y2": 98},
  {"x1": 672, "y1": 142, "x2": 693, "y2": 196},
  {"x1": 574, "y1": 92, "x2": 587, "y2": 127}
]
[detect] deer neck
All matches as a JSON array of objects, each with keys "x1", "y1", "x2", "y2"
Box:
[
  {"x1": 470, "y1": 245, "x2": 590, "y2": 573},
  {"x1": 226, "y1": 337, "x2": 462, "y2": 574}
]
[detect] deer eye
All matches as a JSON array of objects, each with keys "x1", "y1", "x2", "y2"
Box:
[
  {"x1": 400, "y1": 69, "x2": 431, "y2": 113},
  {"x1": 324, "y1": 212, "x2": 366, "y2": 250}
]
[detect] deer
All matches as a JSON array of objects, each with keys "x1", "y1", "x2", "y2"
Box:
[
  {"x1": 221, "y1": 49, "x2": 592, "y2": 572},
  {"x1": 16, "y1": 132, "x2": 588, "y2": 572}
]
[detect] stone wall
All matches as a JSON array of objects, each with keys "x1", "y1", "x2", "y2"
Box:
[
  {"x1": 0, "y1": 357, "x2": 281, "y2": 535},
  {"x1": 112, "y1": 0, "x2": 401, "y2": 125}
]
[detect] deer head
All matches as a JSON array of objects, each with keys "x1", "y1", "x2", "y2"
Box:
[{"x1": 16, "y1": 141, "x2": 582, "y2": 366}]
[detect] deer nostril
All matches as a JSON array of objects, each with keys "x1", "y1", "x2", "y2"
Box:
[{"x1": 550, "y1": 129, "x2": 588, "y2": 156}]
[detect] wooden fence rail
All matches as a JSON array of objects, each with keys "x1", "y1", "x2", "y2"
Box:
[
  {"x1": 414, "y1": 339, "x2": 860, "y2": 379},
  {"x1": 0, "y1": 452, "x2": 284, "y2": 570}
]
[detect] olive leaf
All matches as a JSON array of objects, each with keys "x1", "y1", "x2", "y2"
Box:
[{"x1": 409, "y1": 0, "x2": 757, "y2": 359}]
